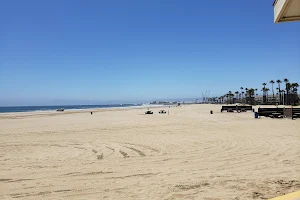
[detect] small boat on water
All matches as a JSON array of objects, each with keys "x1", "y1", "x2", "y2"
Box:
[{"x1": 56, "y1": 108, "x2": 64, "y2": 112}]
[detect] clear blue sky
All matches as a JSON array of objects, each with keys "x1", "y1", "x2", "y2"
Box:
[{"x1": 0, "y1": 0, "x2": 299, "y2": 106}]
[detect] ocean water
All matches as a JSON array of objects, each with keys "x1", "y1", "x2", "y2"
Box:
[{"x1": 0, "y1": 104, "x2": 140, "y2": 113}]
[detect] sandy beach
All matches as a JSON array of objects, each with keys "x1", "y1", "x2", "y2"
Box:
[{"x1": 0, "y1": 104, "x2": 299, "y2": 200}]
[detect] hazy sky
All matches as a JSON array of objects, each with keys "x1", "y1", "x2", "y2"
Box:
[{"x1": 1, "y1": 0, "x2": 299, "y2": 106}]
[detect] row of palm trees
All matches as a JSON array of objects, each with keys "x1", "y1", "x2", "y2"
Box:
[
  {"x1": 217, "y1": 88, "x2": 257, "y2": 104},
  {"x1": 216, "y1": 78, "x2": 299, "y2": 105},
  {"x1": 262, "y1": 79, "x2": 299, "y2": 105}
]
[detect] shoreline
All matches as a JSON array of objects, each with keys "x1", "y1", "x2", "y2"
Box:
[
  {"x1": 0, "y1": 104, "x2": 176, "y2": 118},
  {"x1": 0, "y1": 103, "x2": 297, "y2": 116}
]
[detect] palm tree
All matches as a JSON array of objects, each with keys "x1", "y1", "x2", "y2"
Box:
[
  {"x1": 228, "y1": 91, "x2": 233, "y2": 104},
  {"x1": 244, "y1": 88, "x2": 248, "y2": 99},
  {"x1": 254, "y1": 88, "x2": 258, "y2": 102},
  {"x1": 284, "y1": 78, "x2": 289, "y2": 104},
  {"x1": 280, "y1": 89, "x2": 285, "y2": 105},
  {"x1": 262, "y1": 83, "x2": 267, "y2": 104},
  {"x1": 270, "y1": 80, "x2": 275, "y2": 102},
  {"x1": 225, "y1": 94, "x2": 229, "y2": 104},
  {"x1": 276, "y1": 87, "x2": 279, "y2": 104},
  {"x1": 287, "y1": 83, "x2": 293, "y2": 105},
  {"x1": 230, "y1": 93, "x2": 234, "y2": 104},
  {"x1": 293, "y1": 83, "x2": 299, "y2": 105},
  {"x1": 289, "y1": 83, "x2": 299, "y2": 105},
  {"x1": 235, "y1": 91, "x2": 239, "y2": 100},
  {"x1": 242, "y1": 91, "x2": 245, "y2": 103},
  {"x1": 243, "y1": 88, "x2": 248, "y2": 103},
  {"x1": 287, "y1": 83, "x2": 292, "y2": 92},
  {"x1": 265, "y1": 88, "x2": 270, "y2": 101},
  {"x1": 248, "y1": 88, "x2": 255, "y2": 105},
  {"x1": 240, "y1": 87, "x2": 243, "y2": 103},
  {"x1": 276, "y1": 79, "x2": 282, "y2": 104},
  {"x1": 291, "y1": 83, "x2": 299, "y2": 94}
]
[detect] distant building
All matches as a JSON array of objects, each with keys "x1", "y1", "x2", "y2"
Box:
[
  {"x1": 273, "y1": 0, "x2": 300, "y2": 23},
  {"x1": 150, "y1": 101, "x2": 176, "y2": 105}
]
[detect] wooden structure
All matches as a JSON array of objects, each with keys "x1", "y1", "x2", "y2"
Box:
[
  {"x1": 258, "y1": 108, "x2": 283, "y2": 117},
  {"x1": 258, "y1": 107, "x2": 300, "y2": 119},
  {"x1": 221, "y1": 106, "x2": 253, "y2": 112},
  {"x1": 283, "y1": 108, "x2": 293, "y2": 119}
]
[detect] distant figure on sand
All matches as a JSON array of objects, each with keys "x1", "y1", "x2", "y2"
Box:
[{"x1": 91, "y1": 112, "x2": 93, "y2": 115}]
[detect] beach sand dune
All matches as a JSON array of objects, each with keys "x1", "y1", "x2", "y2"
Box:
[{"x1": 0, "y1": 104, "x2": 299, "y2": 199}]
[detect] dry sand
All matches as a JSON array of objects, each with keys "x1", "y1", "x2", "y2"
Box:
[{"x1": 0, "y1": 104, "x2": 299, "y2": 200}]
